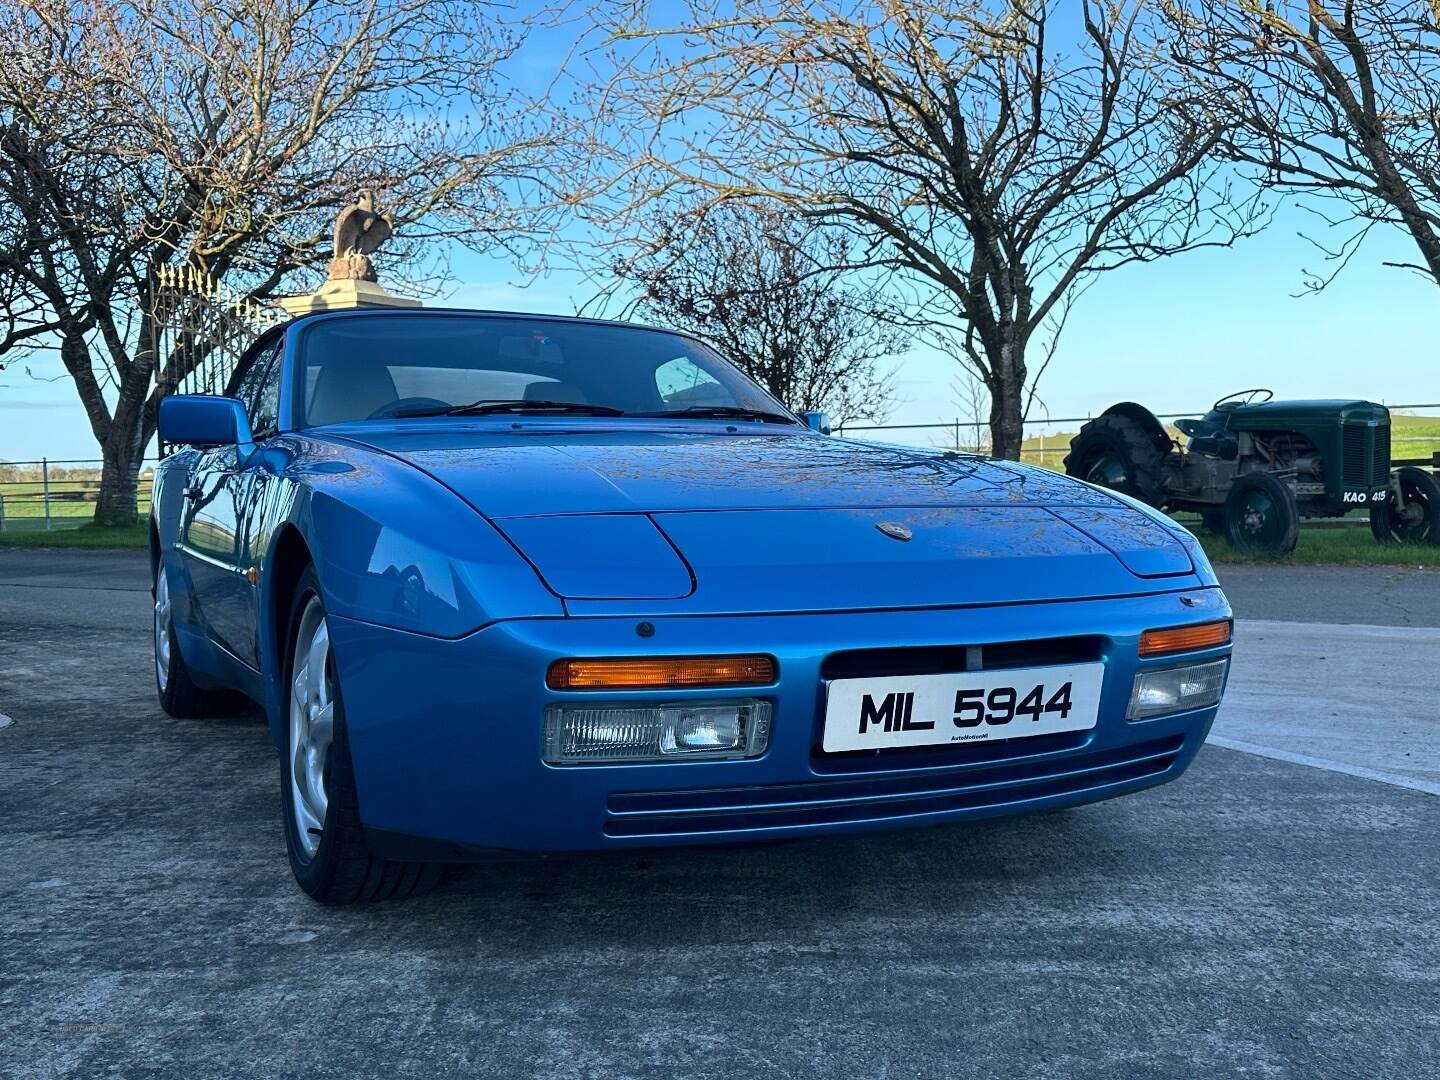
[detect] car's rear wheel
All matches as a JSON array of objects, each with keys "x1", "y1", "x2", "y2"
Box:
[
  {"x1": 1224, "y1": 472, "x2": 1299, "y2": 557},
  {"x1": 281, "y1": 566, "x2": 440, "y2": 904},
  {"x1": 1064, "y1": 413, "x2": 1168, "y2": 508},
  {"x1": 153, "y1": 557, "x2": 245, "y2": 718},
  {"x1": 1370, "y1": 467, "x2": 1440, "y2": 545}
]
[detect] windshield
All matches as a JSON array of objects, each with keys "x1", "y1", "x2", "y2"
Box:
[{"x1": 295, "y1": 314, "x2": 794, "y2": 427}]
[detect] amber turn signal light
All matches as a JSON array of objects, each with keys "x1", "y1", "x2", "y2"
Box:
[
  {"x1": 1138, "y1": 621, "x2": 1231, "y2": 658},
  {"x1": 547, "y1": 655, "x2": 778, "y2": 690}
]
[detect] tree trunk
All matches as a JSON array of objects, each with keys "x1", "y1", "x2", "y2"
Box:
[
  {"x1": 92, "y1": 313, "x2": 159, "y2": 527},
  {"x1": 93, "y1": 368, "x2": 151, "y2": 527},
  {"x1": 94, "y1": 427, "x2": 146, "y2": 526},
  {"x1": 985, "y1": 338, "x2": 1027, "y2": 460},
  {"x1": 50, "y1": 330, "x2": 144, "y2": 526}
]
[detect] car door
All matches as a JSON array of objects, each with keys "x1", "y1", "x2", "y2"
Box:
[{"x1": 177, "y1": 339, "x2": 282, "y2": 669}]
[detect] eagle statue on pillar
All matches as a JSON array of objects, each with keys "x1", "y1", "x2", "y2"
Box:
[{"x1": 327, "y1": 190, "x2": 394, "y2": 283}]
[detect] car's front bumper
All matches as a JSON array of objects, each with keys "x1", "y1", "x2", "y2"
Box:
[{"x1": 325, "y1": 587, "x2": 1231, "y2": 857}]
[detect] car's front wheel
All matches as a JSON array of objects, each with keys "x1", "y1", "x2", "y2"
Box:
[{"x1": 281, "y1": 566, "x2": 439, "y2": 904}]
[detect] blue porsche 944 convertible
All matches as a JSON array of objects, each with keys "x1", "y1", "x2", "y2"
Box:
[{"x1": 152, "y1": 308, "x2": 1232, "y2": 903}]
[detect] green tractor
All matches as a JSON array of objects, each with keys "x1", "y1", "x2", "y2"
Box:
[{"x1": 1064, "y1": 390, "x2": 1440, "y2": 556}]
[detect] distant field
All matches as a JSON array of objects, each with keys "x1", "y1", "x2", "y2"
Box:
[
  {"x1": 1019, "y1": 431, "x2": 1071, "y2": 471},
  {"x1": 1391, "y1": 412, "x2": 1440, "y2": 462},
  {"x1": 0, "y1": 475, "x2": 153, "y2": 531}
]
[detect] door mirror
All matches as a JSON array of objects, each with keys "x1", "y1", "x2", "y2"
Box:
[
  {"x1": 159, "y1": 395, "x2": 254, "y2": 449},
  {"x1": 802, "y1": 410, "x2": 832, "y2": 435}
]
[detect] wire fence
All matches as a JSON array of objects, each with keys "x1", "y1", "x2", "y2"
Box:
[
  {"x1": 2, "y1": 402, "x2": 1437, "y2": 530},
  {"x1": 0, "y1": 459, "x2": 158, "y2": 533}
]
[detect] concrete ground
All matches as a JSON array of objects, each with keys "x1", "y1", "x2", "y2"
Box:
[{"x1": 1, "y1": 552, "x2": 1437, "y2": 1079}]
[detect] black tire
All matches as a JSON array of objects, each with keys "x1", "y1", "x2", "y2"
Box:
[
  {"x1": 153, "y1": 557, "x2": 247, "y2": 719},
  {"x1": 1370, "y1": 467, "x2": 1440, "y2": 545},
  {"x1": 1064, "y1": 413, "x2": 1168, "y2": 507},
  {"x1": 1224, "y1": 472, "x2": 1299, "y2": 557},
  {"x1": 281, "y1": 565, "x2": 440, "y2": 904}
]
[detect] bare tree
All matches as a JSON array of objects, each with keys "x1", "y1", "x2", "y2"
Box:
[
  {"x1": 1166, "y1": 0, "x2": 1440, "y2": 290},
  {"x1": 581, "y1": 0, "x2": 1264, "y2": 458},
  {"x1": 943, "y1": 369, "x2": 993, "y2": 455},
  {"x1": 618, "y1": 202, "x2": 902, "y2": 422},
  {"x1": 0, "y1": 0, "x2": 559, "y2": 524}
]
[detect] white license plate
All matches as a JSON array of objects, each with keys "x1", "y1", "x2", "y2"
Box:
[{"x1": 823, "y1": 663, "x2": 1104, "y2": 753}]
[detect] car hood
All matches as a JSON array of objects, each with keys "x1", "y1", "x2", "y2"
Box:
[
  {"x1": 336, "y1": 425, "x2": 1120, "y2": 515},
  {"x1": 332, "y1": 427, "x2": 1206, "y2": 615}
]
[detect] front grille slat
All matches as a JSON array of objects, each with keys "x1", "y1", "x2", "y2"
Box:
[
  {"x1": 821, "y1": 635, "x2": 1103, "y2": 681},
  {"x1": 610, "y1": 738, "x2": 1184, "y2": 818},
  {"x1": 604, "y1": 735, "x2": 1186, "y2": 837},
  {"x1": 1342, "y1": 421, "x2": 1391, "y2": 488},
  {"x1": 1343, "y1": 424, "x2": 1368, "y2": 487}
]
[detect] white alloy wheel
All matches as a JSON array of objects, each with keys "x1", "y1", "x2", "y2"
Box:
[
  {"x1": 289, "y1": 597, "x2": 335, "y2": 859},
  {"x1": 154, "y1": 569, "x2": 172, "y2": 692}
]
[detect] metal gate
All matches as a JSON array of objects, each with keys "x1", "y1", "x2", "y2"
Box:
[{"x1": 150, "y1": 264, "x2": 286, "y2": 398}]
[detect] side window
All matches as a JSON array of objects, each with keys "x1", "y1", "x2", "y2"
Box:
[
  {"x1": 249, "y1": 347, "x2": 284, "y2": 436},
  {"x1": 228, "y1": 340, "x2": 278, "y2": 414},
  {"x1": 655, "y1": 356, "x2": 728, "y2": 409}
]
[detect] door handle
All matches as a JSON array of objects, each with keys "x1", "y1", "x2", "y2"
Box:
[{"x1": 184, "y1": 485, "x2": 203, "y2": 501}]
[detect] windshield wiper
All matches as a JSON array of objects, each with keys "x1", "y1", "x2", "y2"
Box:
[
  {"x1": 637, "y1": 405, "x2": 798, "y2": 425},
  {"x1": 392, "y1": 399, "x2": 625, "y2": 418}
]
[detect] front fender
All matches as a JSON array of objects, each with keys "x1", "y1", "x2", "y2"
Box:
[
  {"x1": 251, "y1": 436, "x2": 564, "y2": 749},
  {"x1": 262, "y1": 435, "x2": 563, "y2": 639},
  {"x1": 149, "y1": 450, "x2": 199, "y2": 557},
  {"x1": 149, "y1": 449, "x2": 203, "y2": 634}
]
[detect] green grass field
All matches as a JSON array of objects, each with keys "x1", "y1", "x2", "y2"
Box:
[
  {"x1": 0, "y1": 521, "x2": 149, "y2": 549},
  {"x1": 0, "y1": 477, "x2": 153, "y2": 530},
  {"x1": 1193, "y1": 523, "x2": 1435, "y2": 568},
  {"x1": 1390, "y1": 412, "x2": 1440, "y2": 463},
  {"x1": 0, "y1": 472, "x2": 153, "y2": 548}
]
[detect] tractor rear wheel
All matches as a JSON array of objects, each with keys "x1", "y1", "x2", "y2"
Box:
[
  {"x1": 1224, "y1": 472, "x2": 1299, "y2": 557},
  {"x1": 1370, "y1": 467, "x2": 1440, "y2": 545},
  {"x1": 1064, "y1": 414, "x2": 1167, "y2": 507}
]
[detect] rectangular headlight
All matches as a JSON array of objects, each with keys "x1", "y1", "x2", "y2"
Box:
[
  {"x1": 1127, "y1": 659, "x2": 1229, "y2": 720},
  {"x1": 543, "y1": 700, "x2": 772, "y2": 764}
]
